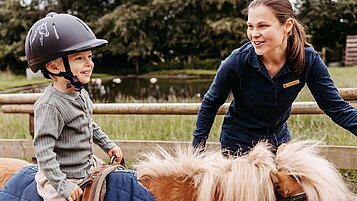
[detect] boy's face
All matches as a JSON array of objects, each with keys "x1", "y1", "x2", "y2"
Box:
[
  {"x1": 48, "y1": 50, "x2": 94, "y2": 85},
  {"x1": 67, "y1": 50, "x2": 94, "y2": 85}
]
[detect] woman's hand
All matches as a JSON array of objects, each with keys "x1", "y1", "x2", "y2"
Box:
[
  {"x1": 108, "y1": 146, "x2": 123, "y2": 163},
  {"x1": 67, "y1": 185, "x2": 83, "y2": 201}
]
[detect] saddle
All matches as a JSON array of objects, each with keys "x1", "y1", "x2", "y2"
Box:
[{"x1": 78, "y1": 157, "x2": 126, "y2": 201}]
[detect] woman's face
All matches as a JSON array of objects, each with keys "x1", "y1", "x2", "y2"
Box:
[{"x1": 247, "y1": 5, "x2": 292, "y2": 57}]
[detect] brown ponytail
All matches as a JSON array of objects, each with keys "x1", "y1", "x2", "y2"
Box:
[{"x1": 287, "y1": 20, "x2": 311, "y2": 74}]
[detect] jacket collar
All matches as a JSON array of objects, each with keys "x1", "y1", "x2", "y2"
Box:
[{"x1": 247, "y1": 47, "x2": 293, "y2": 77}]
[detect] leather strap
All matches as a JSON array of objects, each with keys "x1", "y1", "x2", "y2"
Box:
[
  {"x1": 75, "y1": 156, "x2": 126, "y2": 201},
  {"x1": 80, "y1": 165, "x2": 108, "y2": 201},
  {"x1": 89, "y1": 165, "x2": 125, "y2": 201}
]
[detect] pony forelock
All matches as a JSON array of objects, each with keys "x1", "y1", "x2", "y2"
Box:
[{"x1": 275, "y1": 140, "x2": 356, "y2": 201}]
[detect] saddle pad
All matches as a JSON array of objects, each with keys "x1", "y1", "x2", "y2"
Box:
[
  {"x1": 0, "y1": 165, "x2": 43, "y2": 201},
  {"x1": 104, "y1": 169, "x2": 156, "y2": 201}
]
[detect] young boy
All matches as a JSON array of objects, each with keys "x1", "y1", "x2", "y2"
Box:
[{"x1": 24, "y1": 12, "x2": 123, "y2": 201}]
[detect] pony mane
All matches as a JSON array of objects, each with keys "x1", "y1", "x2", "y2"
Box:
[
  {"x1": 134, "y1": 144, "x2": 221, "y2": 201},
  {"x1": 134, "y1": 141, "x2": 277, "y2": 201},
  {"x1": 275, "y1": 140, "x2": 356, "y2": 201},
  {"x1": 215, "y1": 141, "x2": 276, "y2": 201}
]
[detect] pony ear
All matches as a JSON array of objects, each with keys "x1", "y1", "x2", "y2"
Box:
[
  {"x1": 270, "y1": 171, "x2": 280, "y2": 184},
  {"x1": 276, "y1": 143, "x2": 287, "y2": 156},
  {"x1": 270, "y1": 171, "x2": 283, "y2": 193}
]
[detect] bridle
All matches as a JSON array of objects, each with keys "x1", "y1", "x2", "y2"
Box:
[{"x1": 276, "y1": 192, "x2": 307, "y2": 201}]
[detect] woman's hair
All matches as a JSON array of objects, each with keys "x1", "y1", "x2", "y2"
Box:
[{"x1": 248, "y1": 0, "x2": 311, "y2": 74}]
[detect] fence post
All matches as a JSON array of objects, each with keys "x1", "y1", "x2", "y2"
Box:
[
  {"x1": 29, "y1": 114, "x2": 34, "y2": 139},
  {"x1": 320, "y1": 47, "x2": 327, "y2": 63}
]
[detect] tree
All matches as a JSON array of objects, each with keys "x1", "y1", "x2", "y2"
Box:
[
  {"x1": 0, "y1": 0, "x2": 34, "y2": 71},
  {"x1": 55, "y1": 0, "x2": 123, "y2": 24},
  {"x1": 95, "y1": 0, "x2": 250, "y2": 73},
  {"x1": 296, "y1": 0, "x2": 357, "y2": 62}
]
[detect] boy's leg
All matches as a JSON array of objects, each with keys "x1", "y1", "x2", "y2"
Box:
[
  {"x1": 35, "y1": 156, "x2": 104, "y2": 201},
  {"x1": 35, "y1": 170, "x2": 83, "y2": 201},
  {"x1": 35, "y1": 170, "x2": 65, "y2": 201}
]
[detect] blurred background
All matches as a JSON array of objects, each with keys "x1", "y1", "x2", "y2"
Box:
[
  {"x1": 0, "y1": 0, "x2": 356, "y2": 75},
  {"x1": 0, "y1": 0, "x2": 356, "y2": 190}
]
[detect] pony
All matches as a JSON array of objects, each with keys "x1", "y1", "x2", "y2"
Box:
[
  {"x1": 135, "y1": 140, "x2": 356, "y2": 201},
  {"x1": 0, "y1": 140, "x2": 356, "y2": 201}
]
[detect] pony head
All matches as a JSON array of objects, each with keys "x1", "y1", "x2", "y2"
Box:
[{"x1": 274, "y1": 140, "x2": 356, "y2": 201}]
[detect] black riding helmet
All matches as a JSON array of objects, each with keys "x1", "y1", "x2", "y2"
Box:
[{"x1": 25, "y1": 12, "x2": 108, "y2": 90}]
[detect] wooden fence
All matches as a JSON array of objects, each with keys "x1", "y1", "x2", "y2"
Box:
[
  {"x1": 0, "y1": 89, "x2": 357, "y2": 169},
  {"x1": 345, "y1": 35, "x2": 357, "y2": 66},
  {"x1": 2, "y1": 89, "x2": 357, "y2": 137}
]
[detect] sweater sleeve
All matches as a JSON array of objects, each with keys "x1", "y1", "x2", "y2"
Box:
[
  {"x1": 33, "y1": 104, "x2": 76, "y2": 198},
  {"x1": 92, "y1": 120, "x2": 117, "y2": 153}
]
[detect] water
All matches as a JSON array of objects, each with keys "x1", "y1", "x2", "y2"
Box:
[
  {"x1": 23, "y1": 76, "x2": 214, "y2": 103},
  {"x1": 89, "y1": 77, "x2": 213, "y2": 103}
]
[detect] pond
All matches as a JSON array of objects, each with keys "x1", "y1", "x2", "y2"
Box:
[{"x1": 22, "y1": 76, "x2": 215, "y2": 103}]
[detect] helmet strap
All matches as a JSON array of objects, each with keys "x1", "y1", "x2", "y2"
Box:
[
  {"x1": 44, "y1": 56, "x2": 85, "y2": 91},
  {"x1": 61, "y1": 56, "x2": 84, "y2": 91}
]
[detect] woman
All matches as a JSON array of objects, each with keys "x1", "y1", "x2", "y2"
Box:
[{"x1": 192, "y1": 0, "x2": 357, "y2": 155}]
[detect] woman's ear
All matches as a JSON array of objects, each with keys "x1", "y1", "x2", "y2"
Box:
[{"x1": 284, "y1": 17, "x2": 294, "y2": 35}]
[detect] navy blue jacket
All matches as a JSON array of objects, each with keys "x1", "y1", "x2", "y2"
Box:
[{"x1": 193, "y1": 42, "x2": 357, "y2": 153}]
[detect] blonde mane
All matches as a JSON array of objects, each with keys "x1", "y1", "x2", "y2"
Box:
[
  {"x1": 134, "y1": 142, "x2": 277, "y2": 201},
  {"x1": 135, "y1": 140, "x2": 356, "y2": 201},
  {"x1": 276, "y1": 140, "x2": 356, "y2": 201}
]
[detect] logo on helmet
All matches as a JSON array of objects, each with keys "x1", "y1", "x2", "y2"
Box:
[{"x1": 31, "y1": 22, "x2": 50, "y2": 46}]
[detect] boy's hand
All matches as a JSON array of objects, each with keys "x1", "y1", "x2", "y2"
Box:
[
  {"x1": 108, "y1": 146, "x2": 123, "y2": 164},
  {"x1": 67, "y1": 185, "x2": 83, "y2": 201}
]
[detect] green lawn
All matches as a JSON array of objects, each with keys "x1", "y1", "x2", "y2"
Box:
[{"x1": 0, "y1": 71, "x2": 49, "y2": 91}]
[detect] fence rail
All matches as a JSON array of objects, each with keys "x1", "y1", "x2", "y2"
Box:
[
  {"x1": 2, "y1": 87, "x2": 357, "y2": 104},
  {"x1": 0, "y1": 139, "x2": 356, "y2": 170},
  {"x1": 1, "y1": 87, "x2": 357, "y2": 115},
  {"x1": 1, "y1": 89, "x2": 357, "y2": 137},
  {"x1": 1, "y1": 89, "x2": 357, "y2": 169}
]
